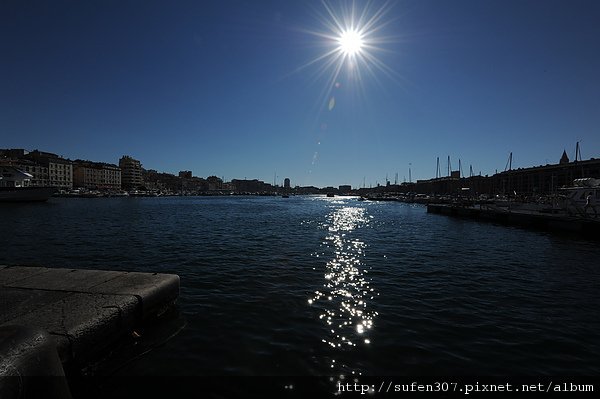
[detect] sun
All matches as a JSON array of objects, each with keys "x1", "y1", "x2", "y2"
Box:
[
  {"x1": 296, "y1": 0, "x2": 398, "y2": 93},
  {"x1": 338, "y1": 29, "x2": 364, "y2": 57}
]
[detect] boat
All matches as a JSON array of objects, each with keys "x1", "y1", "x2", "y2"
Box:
[
  {"x1": 109, "y1": 191, "x2": 130, "y2": 197},
  {"x1": 560, "y1": 178, "x2": 599, "y2": 216},
  {"x1": 0, "y1": 165, "x2": 56, "y2": 202},
  {"x1": 0, "y1": 186, "x2": 57, "y2": 202},
  {"x1": 326, "y1": 193, "x2": 335, "y2": 197},
  {"x1": 478, "y1": 178, "x2": 599, "y2": 217}
]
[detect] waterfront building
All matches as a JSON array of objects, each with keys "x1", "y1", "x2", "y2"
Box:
[
  {"x1": 73, "y1": 160, "x2": 121, "y2": 190},
  {"x1": 338, "y1": 185, "x2": 352, "y2": 194},
  {"x1": 410, "y1": 153, "x2": 600, "y2": 197},
  {"x1": 0, "y1": 149, "x2": 27, "y2": 159},
  {"x1": 206, "y1": 176, "x2": 223, "y2": 191},
  {"x1": 1, "y1": 149, "x2": 73, "y2": 189},
  {"x1": 26, "y1": 151, "x2": 73, "y2": 189},
  {"x1": 323, "y1": 186, "x2": 339, "y2": 195},
  {"x1": 492, "y1": 157, "x2": 600, "y2": 195},
  {"x1": 119, "y1": 155, "x2": 143, "y2": 190},
  {"x1": 221, "y1": 182, "x2": 233, "y2": 192},
  {"x1": 14, "y1": 159, "x2": 49, "y2": 187},
  {"x1": 230, "y1": 179, "x2": 273, "y2": 193},
  {"x1": 295, "y1": 186, "x2": 321, "y2": 195},
  {"x1": 284, "y1": 178, "x2": 290, "y2": 189},
  {"x1": 185, "y1": 177, "x2": 208, "y2": 192},
  {"x1": 143, "y1": 169, "x2": 204, "y2": 192},
  {"x1": 142, "y1": 169, "x2": 164, "y2": 191},
  {"x1": 47, "y1": 159, "x2": 73, "y2": 189}
]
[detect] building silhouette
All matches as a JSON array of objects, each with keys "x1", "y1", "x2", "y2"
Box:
[
  {"x1": 119, "y1": 155, "x2": 143, "y2": 190},
  {"x1": 410, "y1": 151, "x2": 600, "y2": 196}
]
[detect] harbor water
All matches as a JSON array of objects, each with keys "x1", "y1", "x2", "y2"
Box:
[{"x1": 1, "y1": 196, "x2": 599, "y2": 376}]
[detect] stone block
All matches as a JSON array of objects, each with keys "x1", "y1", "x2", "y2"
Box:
[
  {"x1": 0, "y1": 326, "x2": 72, "y2": 399},
  {"x1": 0, "y1": 288, "x2": 70, "y2": 324},
  {"x1": 0, "y1": 266, "x2": 50, "y2": 286},
  {"x1": 88, "y1": 272, "x2": 180, "y2": 319},
  {"x1": 6, "y1": 268, "x2": 127, "y2": 292},
  {"x1": 3, "y1": 293, "x2": 138, "y2": 364}
]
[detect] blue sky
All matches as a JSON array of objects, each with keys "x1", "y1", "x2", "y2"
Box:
[{"x1": 2, "y1": 0, "x2": 599, "y2": 188}]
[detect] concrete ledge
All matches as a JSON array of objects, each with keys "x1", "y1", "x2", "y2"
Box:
[
  {"x1": 6, "y1": 268, "x2": 127, "y2": 292},
  {"x1": 0, "y1": 326, "x2": 66, "y2": 376},
  {"x1": 88, "y1": 272, "x2": 180, "y2": 320},
  {"x1": 7, "y1": 293, "x2": 139, "y2": 364},
  {"x1": 0, "y1": 266, "x2": 180, "y2": 372},
  {"x1": 0, "y1": 325, "x2": 73, "y2": 399},
  {"x1": 0, "y1": 288, "x2": 71, "y2": 325},
  {"x1": 0, "y1": 266, "x2": 51, "y2": 286}
]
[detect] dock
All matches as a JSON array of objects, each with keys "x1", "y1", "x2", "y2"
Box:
[
  {"x1": 0, "y1": 265, "x2": 181, "y2": 398},
  {"x1": 427, "y1": 203, "x2": 599, "y2": 236}
]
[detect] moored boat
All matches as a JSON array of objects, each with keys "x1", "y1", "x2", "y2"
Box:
[
  {"x1": 560, "y1": 178, "x2": 599, "y2": 217},
  {"x1": 0, "y1": 165, "x2": 56, "y2": 202},
  {"x1": 0, "y1": 186, "x2": 57, "y2": 202}
]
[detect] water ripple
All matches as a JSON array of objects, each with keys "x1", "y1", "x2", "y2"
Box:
[
  {"x1": 309, "y1": 204, "x2": 378, "y2": 375},
  {"x1": 1, "y1": 196, "x2": 599, "y2": 376}
]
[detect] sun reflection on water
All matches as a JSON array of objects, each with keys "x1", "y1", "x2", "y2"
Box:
[{"x1": 309, "y1": 203, "x2": 377, "y2": 375}]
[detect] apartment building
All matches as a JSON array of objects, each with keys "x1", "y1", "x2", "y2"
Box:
[
  {"x1": 28, "y1": 151, "x2": 73, "y2": 189},
  {"x1": 73, "y1": 161, "x2": 121, "y2": 190},
  {"x1": 119, "y1": 155, "x2": 143, "y2": 190},
  {"x1": 16, "y1": 159, "x2": 49, "y2": 187},
  {"x1": 1, "y1": 149, "x2": 73, "y2": 188}
]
